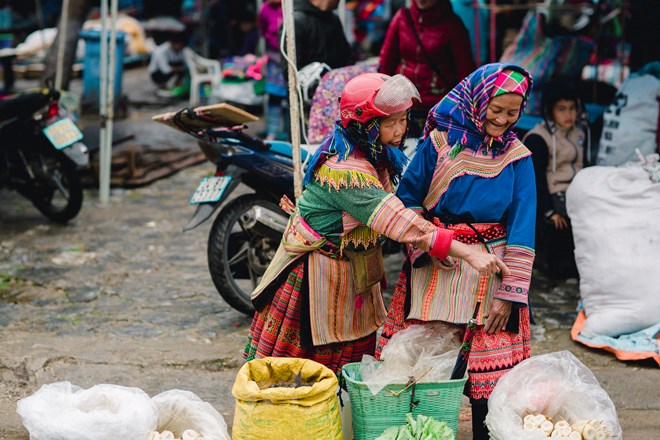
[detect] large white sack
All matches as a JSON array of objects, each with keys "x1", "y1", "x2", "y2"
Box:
[
  {"x1": 566, "y1": 166, "x2": 660, "y2": 337},
  {"x1": 152, "y1": 389, "x2": 230, "y2": 440},
  {"x1": 596, "y1": 73, "x2": 660, "y2": 166},
  {"x1": 16, "y1": 381, "x2": 158, "y2": 440},
  {"x1": 486, "y1": 351, "x2": 622, "y2": 440}
]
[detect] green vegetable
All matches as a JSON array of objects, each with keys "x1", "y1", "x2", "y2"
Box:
[{"x1": 374, "y1": 413, "x2": 455, "y2": 440}]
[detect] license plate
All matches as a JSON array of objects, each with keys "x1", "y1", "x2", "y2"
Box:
[
  {"x1": 43, "y1": 118, "x2": 84, "y2": 150},
  {"x1": 190, "y1": 176, "x2": 232, "y2": 204}
]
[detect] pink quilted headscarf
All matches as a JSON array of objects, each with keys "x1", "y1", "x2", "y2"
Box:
[{"x1": 491, "y1": 69, "x2": 530, "y2": 98}]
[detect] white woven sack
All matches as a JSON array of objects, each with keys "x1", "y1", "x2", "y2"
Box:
[
  {"x1": 566, "y1": 166, "x2": 660, "y2": 337},
  {"x1": 596, "y1": 74, "x2": 660, "y2": 166}
]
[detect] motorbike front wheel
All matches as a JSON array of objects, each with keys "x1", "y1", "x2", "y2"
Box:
[
  {"x1": 27, "y1": 148, "x2": 83, "y2": 223},
  {"x1": 207, "y1": 194, "x2": 284, "y2": 315}
]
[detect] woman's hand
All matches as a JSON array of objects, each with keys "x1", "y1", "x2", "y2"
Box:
[
  {"x1": 550, "y1": 213, "x2": 569, "y2": 230},
  {"x1": 463, "y1": 248, "x2": 510, "y2": 277},
  {"x1": 483, "y1": 299, "x2": 512, "y2": 334},
  {"x1": 447, "y1": 241, "x2": 510, "y2": 276}
]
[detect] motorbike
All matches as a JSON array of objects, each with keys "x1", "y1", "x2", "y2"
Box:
[
  {"x1": 0, "y1": 89, "x2": 88, "y2": 223},
  {"x1": 155, "y1": 105, "x2": 306, "y2": 314},
  {"x1": 155, "y1": 103, "x2": 416, "y2": 316}
]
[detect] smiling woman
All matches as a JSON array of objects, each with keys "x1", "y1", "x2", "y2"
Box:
[
  {"x1": 377, "y1": 63, "x2": 536, "y2": 440},
  {"x1": 485, "y1": 94, "x2": 523, "y2": 138}
]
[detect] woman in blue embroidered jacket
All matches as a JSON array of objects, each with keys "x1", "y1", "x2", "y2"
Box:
[
  {"x1": 244, "y1": 73, "x2": 507, "y2": 374},
  {"x1": 376, "y1": 64, "x2": 536, "y2": 440}
]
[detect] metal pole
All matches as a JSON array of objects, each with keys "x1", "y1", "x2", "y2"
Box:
[
  {"x1": 54, "y1": 0, "x2": 70, "y2": 90},
  {"x1": 489, "y1": 0, "x2": 496, "y2": 63},
  {"x1": 618, "y1": 0, "x2": 626, "y2": 86},
  {"x1": 99, "y1": 0, "x2": 110, "y2": 203},
  {"x1": 473, "y1": 0, "x2": 481, "y2": 65},
  {"x1": 282, "y1": 0, "x2": 303, "y2": 198},
  {"x1": 103, "y1": 0, "x2": 118, "y2": 202}
]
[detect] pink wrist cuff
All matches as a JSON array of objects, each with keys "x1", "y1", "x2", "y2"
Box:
[{"x1": 428, "y1": 228, "x2": 454, "y2": 261}]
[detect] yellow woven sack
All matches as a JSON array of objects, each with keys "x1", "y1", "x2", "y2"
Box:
[{"x1": 231, "y1": 357, "x2": 342, "y2": 440}]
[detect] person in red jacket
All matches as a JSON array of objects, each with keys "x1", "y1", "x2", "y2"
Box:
[{"x1": 378, "y1": 0, "x2": 476, "y2": 137}]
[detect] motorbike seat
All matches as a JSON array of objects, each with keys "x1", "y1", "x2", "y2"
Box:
[
  {"x1": 0, "y1": 92, "x2": 53, "y2": 122},
  {"x1": 266, "y1": 140, "x2": 320, "y2": 162}
]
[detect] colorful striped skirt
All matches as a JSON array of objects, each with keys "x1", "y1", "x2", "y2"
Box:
[
  {"x1": 376, "y1": 223, "x2": 532, "y2": 400},
  {"x1": 244, "y1": 259, "x2": 377, "y2": 374}
]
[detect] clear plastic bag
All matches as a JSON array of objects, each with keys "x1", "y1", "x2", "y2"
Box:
[
  {"x1": 360, "y1": 323, "x2": 461, "y2": 395},
  {"x1": 486, "y1": 351, "x2": 622, "y2": 440},
  {"x1": 16, "y1": 381, "x2": 159, "y2": 440},
  {"x1": 152, "y1": 389, "x2": 230, "y2": 440}
]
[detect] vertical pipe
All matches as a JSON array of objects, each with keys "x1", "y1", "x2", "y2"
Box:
[
  {"x1": 103, "y1": 0, "x2": 118, "y2": 201},
  {"x1": 107, "y1": 0, "x2": 118, "y2": 124},
  {"x1": 54, "y1": 0, "x2": 70, "y2": 90},
  {"x1": 618, "y1": 0, "x2": 626, "y2": 86},
  {"x1": 282, "y1": 0, "x2": 303, "y2": 198},
  {"x1": 99, "y1": 0, "x2": 110, "y2": 203},
  {"x1": 473, "y1": 0, "x2": 481, "y2": 65},
  {"x1": 489, "y1": 0, "x2": 496, "y2": 63}
]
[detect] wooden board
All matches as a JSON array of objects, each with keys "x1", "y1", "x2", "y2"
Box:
[{"x1": 152, "y1": 102, "x2": 260, "y2": 131}]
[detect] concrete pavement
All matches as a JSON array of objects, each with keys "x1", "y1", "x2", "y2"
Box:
[{"x1": 0, "y1": 66, "x2": 658, "y2": 439}]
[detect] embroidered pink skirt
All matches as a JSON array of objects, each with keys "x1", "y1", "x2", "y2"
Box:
[
  {"x1": 377, "y1": 223, "x2": 531, "y2": 400},
  {"x1": 244, "y1": 260, "x2": 376, "y2": 374}
]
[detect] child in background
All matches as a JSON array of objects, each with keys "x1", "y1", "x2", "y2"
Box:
[
  {"x1": 524, "y1": 80, "x2": 586, "y2": 280},
  {"x1": 259, "y1": 0, "x2": 287, "y2": 140},
  {"x1": 148, "y1": 32, "x2": 192, "y2": 97}
]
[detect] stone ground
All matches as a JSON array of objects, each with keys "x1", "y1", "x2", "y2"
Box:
[{"x1": 0, "y1": 66, "x2": 658, "y2": 439}]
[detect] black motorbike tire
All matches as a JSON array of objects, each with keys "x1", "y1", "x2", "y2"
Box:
[
  {"x1": 30, "y1": 148, "x2": 83, "y2": 223},
  {"x1": 207, "y1": 194, "x2": 284, "y2": 315}
]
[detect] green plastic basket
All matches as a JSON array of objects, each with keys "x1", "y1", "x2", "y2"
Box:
[{"x1": 341, "y1": 362, "x2": 467, "y2": 440}]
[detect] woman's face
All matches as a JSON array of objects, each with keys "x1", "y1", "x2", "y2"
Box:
[
  {"x1": 484, "y1": 93, "x2": 523, "y2": 137},
  {"x1": 551, "y1": 99, "x2": 578, "y2": 130},
  {"x1": 379, "y1": 111, "x2": 408, "y2": 147},
  {"x1": 415, "y1": 0, "x2": 440, "y2": 10}
]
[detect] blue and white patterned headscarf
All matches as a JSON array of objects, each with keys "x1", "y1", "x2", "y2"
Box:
[{"x1": 303, "y1": 118, "x2": 409, "y2": 187}]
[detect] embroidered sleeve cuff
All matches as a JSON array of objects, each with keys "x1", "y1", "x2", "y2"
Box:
[
  {"x1": 428, "y1": 228, "x2": 454, "y2": 261},
  {"x1": 494, "y1": 245, "x2": 535, "y2": 304},
  {"x1": 368, "y1": 194, "x2": 441, "y2": 252}
]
